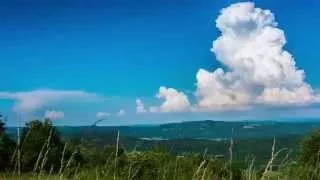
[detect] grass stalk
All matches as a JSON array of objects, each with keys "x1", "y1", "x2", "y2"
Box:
[{"x1": 114, "y1": 130, "x2": 120, "y2": 180}]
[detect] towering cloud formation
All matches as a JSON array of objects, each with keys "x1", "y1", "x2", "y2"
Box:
[
  {"x1": 152, "y1": 2, "x2": 318, "y2": 112},
  {"x1": 196, "y1": 2, "x2": 317, "y2": 110}
]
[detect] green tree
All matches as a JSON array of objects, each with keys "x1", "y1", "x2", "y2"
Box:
[
  {"x1": 300, "y1": 129, "x2": 320, "y2": 165},
  {"x1": 0, "y1": 113, "x2": 16, "y2": 171},
  {"x1": 20, "y1": 119, "x2": 77, "y2": 172}
]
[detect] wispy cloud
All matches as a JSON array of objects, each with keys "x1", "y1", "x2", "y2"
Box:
[
  {"x1": 117, "y1": 109, "x2": 125, "y2": 116},
  {"x1": 44, "y1": 110, "x2": 64, "y2": 120},
  {"x1": 96, "y1": 111, "x2": 111, "y2": 119},
  {"x1": 0, "y1": 89, "x2": 102, "y2": 113}
]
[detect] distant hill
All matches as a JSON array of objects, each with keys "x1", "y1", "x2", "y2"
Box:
[
  {"x1": 6, "y1": 120, "x2": 319, "y2": 164},
  {"x1": 7, "y1": 120, "x2": 319, "y2": 140},
  {"x1": 57, "y1": 120, "x2": 320, "y2": 139}
]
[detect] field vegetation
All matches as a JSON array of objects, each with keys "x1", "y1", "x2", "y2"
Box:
[{"x1": 1, "y1": 114, "x2": 320, "y2": 180}]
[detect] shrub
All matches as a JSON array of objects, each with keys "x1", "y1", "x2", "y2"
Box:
[
  {"x1": 0, "y1": 114, "x2": 15, "y2": 171},
  {"x1": 300, "y1": 129, "x2": 320, "y2": 165},
  {"x1": 20, "y1": 119, "x2": 81, "y2": 172}
]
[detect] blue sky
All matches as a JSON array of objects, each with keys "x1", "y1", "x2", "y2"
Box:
[{"x1": 1, "y1": 0, "x2": 320, "y2": 126}]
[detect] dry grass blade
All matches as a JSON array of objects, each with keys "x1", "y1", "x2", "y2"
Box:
[
  {"x1": 59, "y1": 143, "x2": 68, "y2": 178},
  {"x1": 192, "y1": 160, "x2": 206, "y2": 180},
  {"x1": 114, "y1": 130, "x2": 120, "y2": 180},
  {"x1": 262, "y1": 137, "x2": 287, "y2": 180},
  {"x1": 229, "y1": 128, "x2": 234, "y2": 180},
  {"x1": 243, "y1": 158, "x2": 256, "y2": 180},
  {"x1": 201, "y1": 163, "x2": 208, "y2": 180}
]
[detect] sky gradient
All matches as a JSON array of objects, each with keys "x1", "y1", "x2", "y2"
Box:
[{"x1": 1, "y1": 0, "x2": 320, "y2": 126}]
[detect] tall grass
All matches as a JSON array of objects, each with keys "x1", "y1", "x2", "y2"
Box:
[{"x1": 2, "y1": 129, "x2": 320, "y2": 180}]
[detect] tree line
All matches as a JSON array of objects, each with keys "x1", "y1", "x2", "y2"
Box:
[{"x1": 1, "y1": 113, "x2": 320, "y2": 179}]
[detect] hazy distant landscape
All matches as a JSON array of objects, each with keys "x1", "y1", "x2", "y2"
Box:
[
  {"x1": 6, "y1": 120, "x2": 318, "y2": 164},
  {"x1": 7, "y1": 120, "x2": 319, "y2": 146},
  {"x1": 2, "y1": 119, "x2": 319, "y2": 179},
  {"x1": 55, "y1": 120, "x2": 320, "y2": 139},
  {"x1": 59, "y1": 120, "x2": 315, "y2": 162}
]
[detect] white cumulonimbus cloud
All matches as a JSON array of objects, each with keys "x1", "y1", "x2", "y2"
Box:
[
  {"x1": 44, "y1": 110, "x2": 64, "y2": 120},
  {"x1": 0, "y1": 89, "x2": 101, "y2": 113},
  {"x1": 151, "y1": 2, "x2": 319, "y2": 112},
  {"x1": 96, "y1": 112, "x2": 111, "y2": 119}
]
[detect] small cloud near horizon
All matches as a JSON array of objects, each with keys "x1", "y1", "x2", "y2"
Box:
[
  {"x1": 117, "y1": 109, "x2": 125, "y2": 116},
  {"x1": 44, "y1": 110, "x2": 64, "y2": 120},
  {"x1": 96, "y1": 112, "x2": 111, "y2": 119}
]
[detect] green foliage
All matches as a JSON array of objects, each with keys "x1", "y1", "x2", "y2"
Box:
[
  {"x1": 2, "y1": 119, "x2": 320, "y2": 179},
  {"x1": 0, "y1": 114, "x2": 15, "y2": 171},
  {"x1": 20, "y1": 119, "x2": 81, "y2": 172},
  {"x1": 299, "y1": 129, "x2": 320, "y2": 165},
  {"x1": 81, "y1": 143, "x2": 125, "y2": 167},
  {"x1": 126, "y1": 151, "x2": 171, "y2": 180}
]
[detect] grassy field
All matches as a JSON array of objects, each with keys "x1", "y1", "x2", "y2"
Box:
[
  {"x1": 1, "y1": 152, "x2": 320, "y2": 180},
  {"x1": 1, "y1": 136, "x2": 320, "y2": 180},
  {"x1": 1, "y1": 119, "x2": 320, "y2": 180}
]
